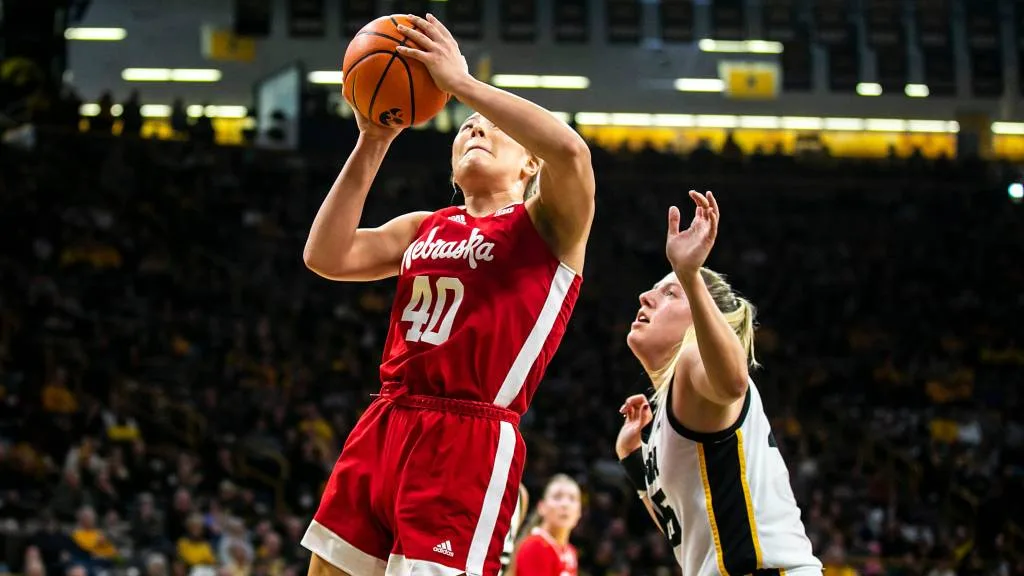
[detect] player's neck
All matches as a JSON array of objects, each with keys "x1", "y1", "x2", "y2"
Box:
[
  {"x1": 540, "y1": 524, "x2": 571, "y2": 546},
  {"x1": 461, "y1": 189, "x2": 522, "y2": 217}
]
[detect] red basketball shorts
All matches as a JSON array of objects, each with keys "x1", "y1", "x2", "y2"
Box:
[{"x1": 301, "y1": 387, "x2": 526, "y2": 576}]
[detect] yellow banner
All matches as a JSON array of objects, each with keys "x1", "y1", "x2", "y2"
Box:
[
  {"x1": 202, "y1": 26, "x2": 256, "y2": 62},
  {"x1": 718, "y1": 61, "x2": 780, "y2": 100}
]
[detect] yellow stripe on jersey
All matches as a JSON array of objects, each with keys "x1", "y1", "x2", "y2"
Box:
[
  {"x1": 699, "y1": 431, "x2": 764, "y2": 575},
  {"x1": 696, "y1": 443, "x2": 729, "y2": 576},
  {"x1": 736, "y1": 430, "x2": 764, "y2": 569}
]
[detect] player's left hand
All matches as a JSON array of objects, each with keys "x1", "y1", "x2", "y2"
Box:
[
  {"x1": 665, "y1": 190, "x2": 719, "y2": 277},
  {"x1": 616, "y1": 394, "x2": 652, "y2": 459},
  {"x1": 396, "y1": 14, "x2": 470, "y2": 95}
]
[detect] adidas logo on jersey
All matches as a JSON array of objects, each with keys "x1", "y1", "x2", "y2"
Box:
[
  {"x1": 402, "y1": 226, "x2": 495, "y2": 271},
  {"x1": 448, "y1": 214, "x2": 466, "y2": 224},
  {"x1": 495, "y1": 206, "x2": 515, "y2": 216},
  {"x1": 432, "y1": 540, "x2": 455, "y2": 557}
]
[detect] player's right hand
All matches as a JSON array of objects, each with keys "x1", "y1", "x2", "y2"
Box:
[
  {"x1": 616, "y1": 394, "x2": 652, "y2": 459},
  {"x1": 354, "y1": 109, "x2": 403, "y2": 142}
]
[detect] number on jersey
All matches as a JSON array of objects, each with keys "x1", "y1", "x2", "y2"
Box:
[
  {"x1": 401, "y1": 276, "x2": 465, "y2": 345},
  {"x1": 650, "y1": 488, "x2": 682, "y2": 547}
]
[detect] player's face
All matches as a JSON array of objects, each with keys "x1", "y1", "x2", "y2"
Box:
[
  {"x1": 539, "y1": 480, "x2": 582, "y2": 531},
  {"x1": 627, "y1": 273, "x2": 694, "y2": 364},
  {"x1": 451, "y1": 113, "x2": 536, "y2": 195}
]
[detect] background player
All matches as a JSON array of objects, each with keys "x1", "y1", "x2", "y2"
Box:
[
  {"x1": 615, "y1": 190, "x2": 823, "y2": 575},
  {"x1": 300, "y1": 13, "x2": 595, "y2": 576},
  {"x1": 508, "y1": 475, "x2": 582, "y2": 576}
]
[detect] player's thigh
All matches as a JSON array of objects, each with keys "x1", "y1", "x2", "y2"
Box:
[
  {"x1": 309, "y1": 553, "x2": 354, "y2": 576},
  {"x1": 393, "y1": 412, "x2": 526, "y2": 576}
]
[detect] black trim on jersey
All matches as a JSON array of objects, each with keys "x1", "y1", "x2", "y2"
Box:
[
  {"x1": 701, "y1": 433, "x2": 759, "y2": 575},
  {"x1": 753, "y1": 570, "x2": 783, "y2": 575},
  {"x1": 664, "y1": 377, "x2": 752, "y2": 444}
]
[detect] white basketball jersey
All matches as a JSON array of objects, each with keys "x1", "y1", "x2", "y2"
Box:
[{"x1": 641, "y1": 379, "x2": 823, "y2": 576}]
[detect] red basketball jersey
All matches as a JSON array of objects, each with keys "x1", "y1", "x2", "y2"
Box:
[
  {"x1": 378, "y1": 202, "x2": 581, "y2": 415},
  {"x1": 514, "y1": 528, "x2": 579, "y2": 576}
]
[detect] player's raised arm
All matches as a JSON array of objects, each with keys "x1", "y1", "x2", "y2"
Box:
[
  {"x1": 303, "y1": 116, "x2": 430, "y2": 282},
  {"x1": 395, "y1": 14, "x2": 595, "y2": 264},
  {"x1": 667, "y1": 191, "x2": 754, "y2": 404}
]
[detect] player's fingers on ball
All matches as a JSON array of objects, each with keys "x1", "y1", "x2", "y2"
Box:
[
  {"x1": 395, "y1": 46, "x2": 429, "y2": 61},
  {"x1": 426, "y1": 13, "x2": 455, "y2": 40},
  {"x1": 396, "y1": 25, "x2": 434, "y2": 49},
  {"x1": 408, "y1": 15, "x2": 442, "y2": 41}
]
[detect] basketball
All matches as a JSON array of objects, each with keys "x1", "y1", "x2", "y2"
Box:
[{"x1": 342, "y1": 15, "x2": 450, "y2": 129}]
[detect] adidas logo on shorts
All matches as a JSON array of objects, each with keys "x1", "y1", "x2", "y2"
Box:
[{"x1": 432, "y1": 540, "x2": 455, "y2": 557}]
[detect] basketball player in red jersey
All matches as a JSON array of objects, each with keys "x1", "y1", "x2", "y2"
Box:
[
  {"x1": 300, "y1": 13, "x2": 594, "y2": 576},
  {"x1": 509, "y1": 475, "x2": 581, "y2": 576}
]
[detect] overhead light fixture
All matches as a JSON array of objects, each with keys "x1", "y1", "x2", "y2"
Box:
[
  {"x1": 490, "y1": 75, "x2": 590, "y2": 89},
  {"x1": 856, "y1": 82, "x2": 883, "y2": 96},
  {"x1": 905, "y1": 84, "x2": 930, "y2": 98},
  {"x1": 698, "y1": 39, "x2": 784, "y2": 54},
  {"x1": 992, "y1": 122, "x2": 1024, "y2": 135},
  {"x1": 121, "y1": 68, "x2": 222, "y2": 82},
  {"x1": 186, "y1": 105, "x2": 249, "y2": 118},
  {"x1": 140, "y1": 105, "x2": 172, "y2": 117},
  {"x1": 569, "y1": 113, "x2": 961, "y2": 133},
  {"x1": 673, "y1": 78, "x2": 725, "y2": 92},
  {"x1": 65, "y1": 27, "x2": 127, "y2": 41},
  {"x1": 308, "y1": 71, "x2": 344, "y2": 84}
]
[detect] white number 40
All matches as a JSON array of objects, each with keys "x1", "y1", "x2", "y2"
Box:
[{"x1": 400, "y1": 276, "x2": 465, "y2": 345}]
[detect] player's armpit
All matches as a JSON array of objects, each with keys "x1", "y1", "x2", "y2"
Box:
[
  {"x1": 679, "y1": 343, "x2": 748, "y2": 406},
  {"x1": 307, "y1": 211, "x2": 430, "y2": 282}
]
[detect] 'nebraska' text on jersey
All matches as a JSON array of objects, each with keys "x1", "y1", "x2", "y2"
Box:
[{"x1": 379, "y1": 203, "x2": 582, "y2": 415}]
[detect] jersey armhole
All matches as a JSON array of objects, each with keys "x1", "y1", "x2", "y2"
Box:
[
  {"x1": 664, "y1": 377, "x2": 752, "y2": 443},
  {"x1": 520, "y1": 200, "x2": 582, "y2": 278}
]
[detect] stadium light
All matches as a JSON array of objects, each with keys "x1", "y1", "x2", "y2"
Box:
[
  {"x1": 65, "y1": 27, "x2": 127, "y2": 41},
  {"x1": 698, "y1": 39, "x2": 784, "y2": 54},
  {"x1": 674, "y1": 78, "x2": 725, "y2": 92},
  {"x1": 491, "y1": 75, "x2": 590, "y2": 89},
  {"x1": 122, "y1": 68, "x2": 222, "y2": 82},
  {"x1": 856, "y1": 83, "x2": 883, "y2": 96},
  {"x1": 308, "y1": 71, "x2": 344, "y2": 84},
  {"x1": 992, "y1": 122, "x2": 1024, "y2": 135},
  {"x1": 905, "y1": 84, "x2": 930, "y2": 97}
]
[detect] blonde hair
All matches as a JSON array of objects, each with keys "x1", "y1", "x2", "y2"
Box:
[{"x1": 648, "y1": 268, "x2": 758, "y2": 406}]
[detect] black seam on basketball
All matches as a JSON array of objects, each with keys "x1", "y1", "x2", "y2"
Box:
[
  {"x1": 395, "y1": 53, "x2": 416, "y2": 126},
  {"x1": 344, "y1": 50, "x2": 396, "y2": 78},
  {"x1": 355, "y1": 30, "x2": 404, "y2": 44},
  {"x1": 349, "y1": 69, "x2": 365, "y2": 119},
  {"x1": 367, "y1": 52, "x2": 399, "y2": 119}
]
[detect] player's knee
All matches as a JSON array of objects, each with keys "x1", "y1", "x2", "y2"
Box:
[{"x1": 308, "y1": 554, "x2": 353, "y2": 576}]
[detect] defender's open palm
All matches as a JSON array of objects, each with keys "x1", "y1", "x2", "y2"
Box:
[
  {"x1": 396, "y1": 14, "x2": 470, "y2": 94},
  {"x1": 666, "y1": 190, "x2": 719, "y2": 277}
]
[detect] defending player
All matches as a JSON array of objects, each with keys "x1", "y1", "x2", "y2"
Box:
[
  {"x1": 300, "y1": 13, "x2": 595, "y2": 576},
  {"x1": 615, "y1": 191, "x2": 822, "y2": 575}
]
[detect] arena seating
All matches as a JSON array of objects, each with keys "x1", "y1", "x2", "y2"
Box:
[{"x1": 0, "y1": 125, "x2": 1021, "y2": 575}]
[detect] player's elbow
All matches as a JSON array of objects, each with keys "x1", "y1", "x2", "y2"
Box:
[
  {"x1": 303, "y1": 246, "x2": 346, "y2": 280},
  {"x1": 717, "y1": 369, "x2": 750, "y2": 402}
]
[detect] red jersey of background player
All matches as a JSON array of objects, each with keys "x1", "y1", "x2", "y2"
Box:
[
  {"x1": 514, "y1": 527, "x2": 579, "y2": 576},
  {"x1": 378, "y1": 201, "x2": 581, "y2": 414}
]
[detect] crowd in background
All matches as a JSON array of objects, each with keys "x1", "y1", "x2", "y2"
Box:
[{"x1": 0, "y1": 121, "x2": 1022, "y2": 576}]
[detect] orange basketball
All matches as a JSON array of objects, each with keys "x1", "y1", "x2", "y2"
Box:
[{"x1": 342, "y1": 15, "x2": 449, "y2": 128}]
